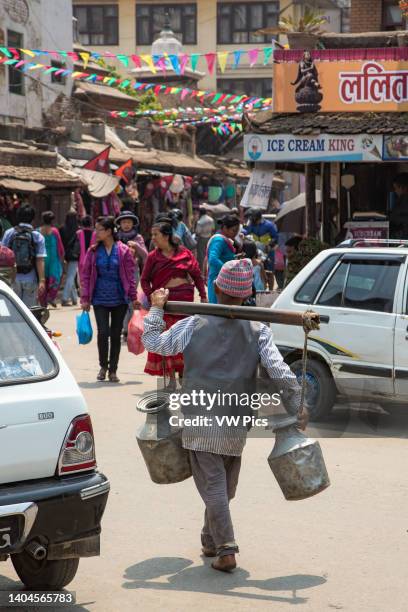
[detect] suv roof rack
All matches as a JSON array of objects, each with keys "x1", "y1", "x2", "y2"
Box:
[{"x1": 337, "y1": 239, "x2": 408, "y2": 248}]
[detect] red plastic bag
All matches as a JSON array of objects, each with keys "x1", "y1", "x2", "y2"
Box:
[{"x1": 127, "y1": 309, "x2": 147, "y2": 355}]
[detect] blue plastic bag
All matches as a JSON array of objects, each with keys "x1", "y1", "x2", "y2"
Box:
[{"x1": 76, "y1": 311, "x2": 93, "y2": 345}]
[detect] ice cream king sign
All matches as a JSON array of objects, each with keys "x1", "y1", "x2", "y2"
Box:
[
  {"x1": 273, "y1": 49, "x2": 408, "y2": 113},
  {"x1": 244, "y1": 133, "x2": 383, "y2": 163}
]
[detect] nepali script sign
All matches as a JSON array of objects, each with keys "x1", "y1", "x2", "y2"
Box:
[
  {"x1": 274, "y1": 55, "x2": 408, "y2": 113},
  {"x1": 240, "y1": 166, "x2": 274, "y2": 210},
  {"x1": 244, "y1": 134, "x2": 383, "y2": 163}
]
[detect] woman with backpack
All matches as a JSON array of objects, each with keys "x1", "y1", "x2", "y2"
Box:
[
  {"x1": 38, "y1": 211, "x2": 64, "y2": 308},
  {"x1": 60, "y1": 211, "x2": 80, "y2": 306}
]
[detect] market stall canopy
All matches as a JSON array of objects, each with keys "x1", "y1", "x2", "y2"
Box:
[
  {"x1": 0, "y1": 164, "x2": 82, "y2": 189},
  {"x1": 78, "y1": 168, "x2": 120, "y2": 198},
  {"x1": 276, "y1": 191, "x2": 321, "y2": 234},
  {"x1": 0, "y1": 178, "x2": 45, "y2": 192},
  {"x1": 200, "y1": 203, "x2": 231, "y2": 215}
]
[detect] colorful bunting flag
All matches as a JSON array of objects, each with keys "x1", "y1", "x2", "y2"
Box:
[
  {"x1": 191, "y1": 53, "x2": 200, "y2": 72},
  {"x1": 141, "y1": 54, "x2": 156, "y2": 74},
  {"x1": 233, "y1": 50, "x2": 242, "y2": 69},
  {"x1": 248, "y1": 49, "x2": 259, "y2": 67},
  {"x1": 263, "y1": 47, "x2": 274, "y2": 65},
  {"x1": 217, "y1": 51, "x2": 229, "y2": 74},
  {"x1": 131, "y1": 54, "x2": 142, "y2": 68},
  {"x1": 205, "y1": 53, "x2": 216, "y2": 75}
]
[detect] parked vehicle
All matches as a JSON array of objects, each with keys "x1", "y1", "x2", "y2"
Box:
[
  {"x1": 271, "y1": 239, "x2": 408, "y2": 419},
  {"x1": 0, "y1": 281, "x2": 109, "y2": 589}
]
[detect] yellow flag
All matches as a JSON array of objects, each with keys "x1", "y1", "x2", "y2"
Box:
[
  {"x1": 103, "y1": 77, "x2": 110, "y2": 83},
  {"x1": 79, "y1": 52, "x2": 90, "y2": 69},
  {"x1": 28, "y1": 63, "x2": 43, "y2": 70},
  {"x1": 141, "y1": 54, "x2": 156, "y2": 74},
  {"x1": 21, "y1": 48, "x2": 36, "y2": 57},
  {"x1": 217, "y1": 51, "x2": 229, "y2": 74}
]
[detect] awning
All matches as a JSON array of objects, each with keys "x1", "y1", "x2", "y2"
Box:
[
  {"x1": 0, "y1": 178, "x2": 45, "y2": 192},
  {"x1": 78, "y1": 168, "x2": 119, "y2": 198}
]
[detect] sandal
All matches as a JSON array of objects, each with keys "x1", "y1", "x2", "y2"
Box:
[{"x1": 97, "y1": 368, "x2": 107, "y2": 381}]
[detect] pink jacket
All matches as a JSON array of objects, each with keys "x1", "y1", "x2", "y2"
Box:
[{"x1": 80, "y1": 241, "x2": 137, "y2": 306}]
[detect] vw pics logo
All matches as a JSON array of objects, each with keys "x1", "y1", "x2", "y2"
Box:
[{"x1": 247, "y1": 136, "x2": 263, "y2": 161}]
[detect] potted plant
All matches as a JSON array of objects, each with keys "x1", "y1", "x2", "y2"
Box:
[{"x1": 279, "y1": 6, "x2": 328, "y2": 50}]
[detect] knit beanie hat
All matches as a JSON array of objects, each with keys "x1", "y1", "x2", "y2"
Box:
[{"x1": 215, "y1": 258, "x2": 253, "y2": 298}]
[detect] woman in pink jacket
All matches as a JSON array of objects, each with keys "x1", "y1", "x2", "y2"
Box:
[{"x1": 80, "y1": 216, "x2": 137, "y2": 383}]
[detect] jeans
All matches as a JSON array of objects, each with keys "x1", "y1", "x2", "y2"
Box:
[
  {"x1": 93, "y1": 304, "x2": 128, "y2": 372},
  {"x1": 13, "y1": 280, "x2": 38, "y2": 308},
  {"x1": 189, "y1": 451, "x2": 241, "y2": 557},
  {"x1": 62, "y1": 261, "x2": 78, "y2": 303}
]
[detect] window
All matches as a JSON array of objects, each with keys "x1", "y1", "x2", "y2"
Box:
[
  {"x1": 318, "y1": 259, "x2": 401, "y2": 312},
  {"x1": 217, "y1": 78, "x2": 272, "y2": 99},
  {"x1": 73, "y1": 4, "x2": 119, "y2": 45},
  {"x1": 51, "y1": 61, "x2": 66, "y2": 85},
  {"x1": 7, "y1": 30, "x2": 24, "y2": 96},
  {"x1": 217, "y1": 2, "x2": 279, "y2": 44},
  {"x1": 382, "y1": 0, "x2": 405, "y2": 30},
  {"x1": 0, "y1": 293, "x2": 56, "y2": 386},
  {"x1": 295, "y1": 255, "x2": 339, "y2": 304},
  {"x1": 136, "y1": 4, "x2": 197, "y2": 45}
]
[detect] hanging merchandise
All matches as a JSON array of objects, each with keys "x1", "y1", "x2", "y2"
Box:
[{"x1": 169, "y1": 175, "x2": 184, "y2": 194}]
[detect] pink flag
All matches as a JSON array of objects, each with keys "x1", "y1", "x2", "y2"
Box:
[
  {"x1": 181, "y1": 88, "x2": 190, "y2": 101},
  {"x1": 131, "y1": 54, "x2": 142, "y2": 68},
  {"x1": 248, "y1": 49, "x2": 259, "y2": 67},
  {"x1": 205, "y1": 53, "x2": 216, "y2": 75},
  {"x1": 179, "y1": 53, "x2": 189, "y2": 75}
]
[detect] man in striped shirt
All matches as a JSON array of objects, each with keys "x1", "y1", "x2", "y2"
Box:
[{"x1": 142, "y1": 258, "x2": 308, "y2": 572}]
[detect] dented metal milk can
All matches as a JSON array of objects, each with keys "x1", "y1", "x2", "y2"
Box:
[
  {"x1": 136, "y1": 392, "x2": 192, "y2": 484},
  {"x1": 268, "y1": 416, "x2": 330, "y2": 501}
]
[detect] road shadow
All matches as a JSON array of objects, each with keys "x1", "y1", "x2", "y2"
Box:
[
  {"x1": 0, "y1": 573, "x2": 94, "y2": 611},
  {"x1": 78, "y1": 381, "x2": 142, "y2": 390},
  {"x1": 122, "y1": 556, "x2": 326, "y2": 604}
]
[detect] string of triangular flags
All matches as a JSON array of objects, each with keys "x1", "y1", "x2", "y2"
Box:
[
  {"x1": 0, "y1": 45, "x2": 276, "y2": 76},
  {"x1": 108, "y1": 104, "x2": 272, "y2": 120},
  {"x1": 0, "y1": 52, "x2": 272, "y2": 108}
]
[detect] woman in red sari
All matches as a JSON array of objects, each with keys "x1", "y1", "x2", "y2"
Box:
[{"x1": 141, "y1": 220, "x2": 207, "y2": 387}]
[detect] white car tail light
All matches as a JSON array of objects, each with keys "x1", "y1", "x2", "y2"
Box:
[{"x1": 57, "y1": 414, "x2": 96, "y2": 475}]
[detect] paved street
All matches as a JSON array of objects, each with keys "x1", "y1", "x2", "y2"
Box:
[{"x1": 1, "y1": 306, "x2": 408, "y2": 612}]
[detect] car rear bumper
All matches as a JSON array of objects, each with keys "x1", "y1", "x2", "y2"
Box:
[{"x1": 0, "y1": 472, "x2": 109, "y2": 559}]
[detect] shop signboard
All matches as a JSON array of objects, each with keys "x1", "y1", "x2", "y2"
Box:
[
  {"x1": 273, "y1": 52, "x2": 408, "y2": 114},
  {"x1": 244, "y1": 133, "x2": 383, "y2": 163},
  {"x1": 240, "y1": 165, "x2": 274, "y2": 210},
  {"x1": 383, "y1": 134, "x2": 408, "y2": 160},
  {"x1": 344, "y1": 221, "x2": 389, "y2": 240}
]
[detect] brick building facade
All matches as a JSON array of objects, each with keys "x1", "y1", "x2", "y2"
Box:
[{"x1": 351, "y1": 0, "x2": 404, "y2": 32}]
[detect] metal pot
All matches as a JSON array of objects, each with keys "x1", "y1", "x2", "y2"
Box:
[
  {"x1": 268, "y1": 416, "x2": 330, "y2": 501},
  {"x1": 136, "y1": 392, "x2": 192, "y2": 485}
]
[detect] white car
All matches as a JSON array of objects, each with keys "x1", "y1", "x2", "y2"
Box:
[
  {"x1": 0, "y1": 281, "x2": 109, "y2": 589},
  {"x1": 271, "y1": 240, "x2": 408, "y2": 419}
]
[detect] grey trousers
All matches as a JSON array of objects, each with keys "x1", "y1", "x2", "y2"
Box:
[
  {"x1": 13, "y1": 280, "x2": 38, "y2": 308},
  {"x1": 189, "y1": 450, "x2": 241, "y2": 557}
]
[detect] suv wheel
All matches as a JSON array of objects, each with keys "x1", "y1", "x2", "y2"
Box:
[
  {"x1": 11, "y1": 552, "x2": 79, "y2": 590},
  {"x1": 289, "y1": 358, "x2": 336, "y2": 421}
]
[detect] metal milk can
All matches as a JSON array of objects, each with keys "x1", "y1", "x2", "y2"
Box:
[
  {"x1": 136, "y1": 392, "x2": 192, "y2": 485},
  {"x1": 268, "y1": 416, "x2": 330, "y2": 501}
]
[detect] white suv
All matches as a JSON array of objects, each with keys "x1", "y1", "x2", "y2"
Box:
[
  {"x1": 271, "y1": 240, "x2": 408, "y2": 419},
  {"x1": 0, "y1": 281, "x2": 109, "y2": 589}
]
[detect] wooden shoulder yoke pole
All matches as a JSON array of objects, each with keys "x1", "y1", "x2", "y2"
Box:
[{"x1": 164, "y1": 301, "x2": 328, "y2": 327}]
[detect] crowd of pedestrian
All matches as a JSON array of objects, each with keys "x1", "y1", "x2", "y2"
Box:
[{"x1": 0, "y1": 200, "x2": 308, "y2": 381}]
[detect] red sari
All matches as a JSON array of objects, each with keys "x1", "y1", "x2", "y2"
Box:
[{"x1": 141, "y1": 246, "x2": 206, "y2": 377}]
